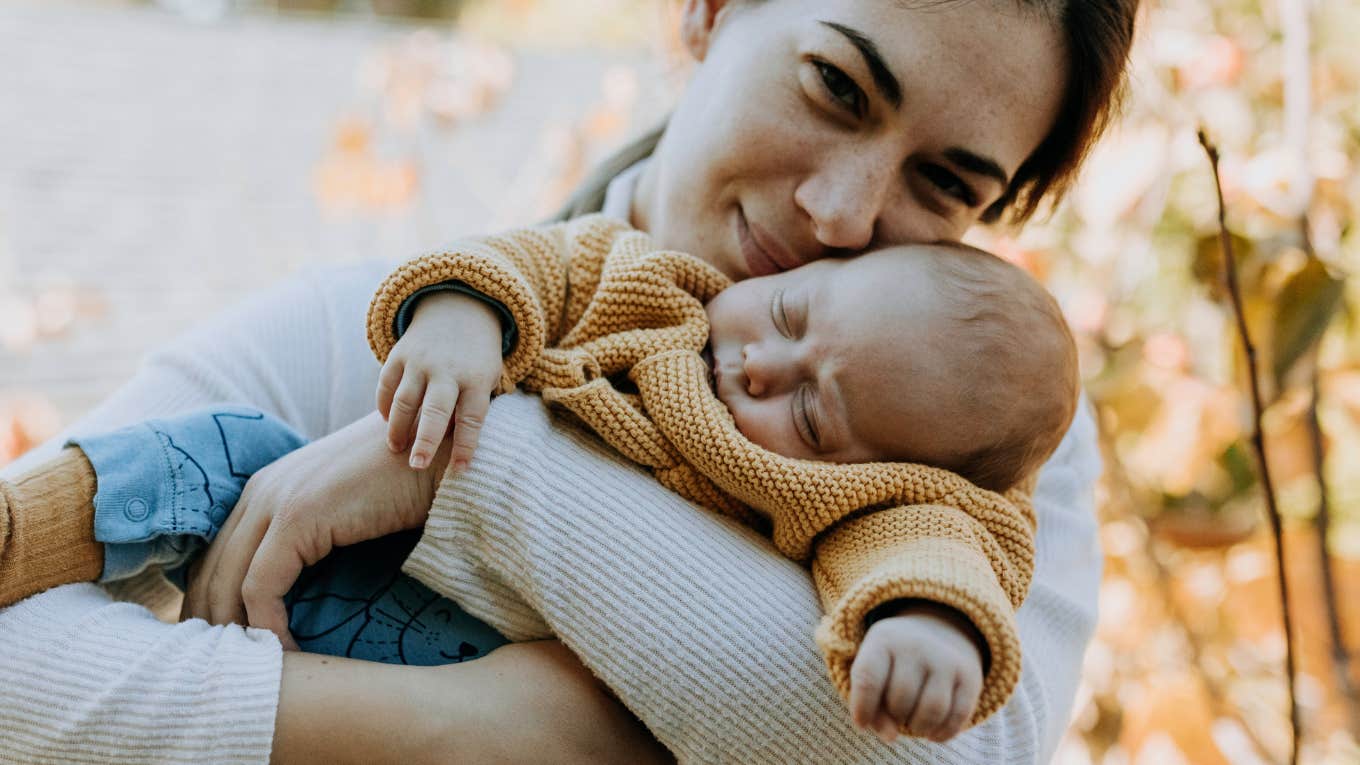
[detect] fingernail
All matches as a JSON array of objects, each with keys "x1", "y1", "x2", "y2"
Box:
[
  {"x1": 452, "y1": 458, "x2": 469, "y2": 472},
  {"x1": 387, "y1": 439, "x2": 401, "y2": 453},
  {"x1": 410, "y1": 454, "x2": 429, "y2": 469}
]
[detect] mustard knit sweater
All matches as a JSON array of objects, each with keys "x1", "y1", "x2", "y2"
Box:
[{"x1": 367, "y1": 214, "x2": 1037, "y2": 727}]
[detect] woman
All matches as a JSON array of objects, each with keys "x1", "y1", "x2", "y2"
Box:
[{"x1": 0, "y1": 0, "x2": 1136, "y2": 762}]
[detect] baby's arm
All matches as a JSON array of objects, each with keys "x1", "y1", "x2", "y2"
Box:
[
  {"x1": 811, "y1": 485, "x2": 1036, "y2": 737},
  {"x1": 367, "y1": 215, "x2": 634, "y2": 471},
  {"x1": 850, "y1": 601, "x2": 986, "y2": 743}
]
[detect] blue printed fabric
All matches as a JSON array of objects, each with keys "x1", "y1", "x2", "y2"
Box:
[
  {"x1": 285, "y1": 531, "x2": 508, "y2": 665},
  {"x1": 74, "y1": 405, "x2": 507, "y2": 665}
]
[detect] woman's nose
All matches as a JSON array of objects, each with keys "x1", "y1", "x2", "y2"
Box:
[
  {"x1": 741, "y1": 342, "x2": 793, "y2": 398},
  {"x1": 794, "y1": 150, "x2": 894, "y2": 251}
]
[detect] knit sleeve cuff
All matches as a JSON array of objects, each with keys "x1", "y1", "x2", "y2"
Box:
[
  {"x1": 367, "y1": 242, "x2": 550, "y2": 392},
  {"x1": 811, "y1": 519, "x2": 1023, "y2": 730},
  {"x1": 393, "y1": 282, "x2": 518, "y2": 358}
]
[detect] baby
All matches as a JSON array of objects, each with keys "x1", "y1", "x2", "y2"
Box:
[{"x1": 367, "y1": 214, "x2": 1078, "y2": 742}]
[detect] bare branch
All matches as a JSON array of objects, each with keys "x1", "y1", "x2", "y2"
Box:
[{"x1": 1199, "y1": 127, "x2": 1301, "y2": 765}]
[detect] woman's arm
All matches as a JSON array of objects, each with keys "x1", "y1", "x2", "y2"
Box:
[
  {"x1": 0, "y1": 582, "x2": 665, "y2": 765},
  {"x1": 2, "y1": 262, "x2": 668, "y2": 762},
  {"x1": 274, "y1": 643, "x2": 671, "y2": 765},
  {"x1": 400, "y1": 391, "x2": 1103, "y2": 764}
]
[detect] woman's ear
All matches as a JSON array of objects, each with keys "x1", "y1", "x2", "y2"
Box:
[{"x1": 680, "y1": 0, "x2": 737, "y2": 61}]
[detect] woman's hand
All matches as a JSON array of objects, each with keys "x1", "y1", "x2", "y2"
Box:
[{"x1": 182, "y1": 410, "x2": 449, "y2": 647}]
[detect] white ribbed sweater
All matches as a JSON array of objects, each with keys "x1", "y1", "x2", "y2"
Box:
[{"x1": 0, "y1": 215, "x2": 1101, "y2": 764}]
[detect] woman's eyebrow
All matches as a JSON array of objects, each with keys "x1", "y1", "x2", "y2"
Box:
[
  {"x1": 819, "y1": 21, "x2": 902, "y2": 109},
  {"x1": 944, "y1": 147, "x2": 1010, "y2": 188}
]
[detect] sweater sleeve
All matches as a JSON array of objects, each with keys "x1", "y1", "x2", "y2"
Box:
[
  {"x1": 810, "y1": 488, "x2": 1035, "y2": 729},
  {"x1": 0, "y1": 262, "x2": 389, "y2": 763},
  {"x1": 0, "y1": 583, "x2": 281, "y2": 764},
  {"x1": 366, "y1": 219, "x2": 606, "y2": 393}
]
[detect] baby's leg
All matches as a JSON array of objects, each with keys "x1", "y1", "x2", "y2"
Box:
[
  {"x1": 73, "y1": 404, "x2": 509, "y2": 665},
  {"x1": 0, "y1": 406, "x2": 305, "y2": 605},
  {"x1": 1, "y1": 404, "x2": 507, "y2": 665},
  {"x1": 70, "y1": 405, "x2": 308, "y2": 583},
  {"x1": 284, "y1": 531, "x2": 508, "y2": 665},
  {"x1": 78, "y1": 405, "x2": 511, "y2": 664}
]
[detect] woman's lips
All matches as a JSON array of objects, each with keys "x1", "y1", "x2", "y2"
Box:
[{"x1": 737, "y1": 209, "x2": 788, "y2": 277}]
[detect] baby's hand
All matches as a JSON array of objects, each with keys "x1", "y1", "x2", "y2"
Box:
[
  {"x1": 376, "y1": 291, "x2": 504, "y2": 471},
  {"x1": 848, "y1": 602, "x2": 985, "y2": 744}
]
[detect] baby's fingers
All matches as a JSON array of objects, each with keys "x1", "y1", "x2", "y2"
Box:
[
  {"x1": 410, "y1": 381, "x2": 458, "y2": 469},
  {"x1": 388, "y1": 371, "x2": 427, "y2": 454},
  {"x1": 878, "y1": 657, "x2": 924, "y2": 744},
  {"x1": 935, "y1": 669, "x2": 982, "y2": 741},
  {"x1": 376, "y1": 358, "x2": 405, "y2": 423},
  {"x1": 849, "y1": 646, "x2": 890, "y2": 732},
  {"x1": 449, "y1": 386, "x2": 492, "y2": 472},
  {"x1": 905, "y1": 668, "x2": 954, "y2": 740}
]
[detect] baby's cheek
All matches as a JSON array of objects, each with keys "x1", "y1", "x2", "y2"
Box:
[{"x1": 729, "y1": 399, "x2": 806, "y2": 460}]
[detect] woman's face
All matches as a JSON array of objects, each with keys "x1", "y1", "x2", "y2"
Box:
[{"x1": 632, "y1": 0, "x2": 1067, "y2": 281}]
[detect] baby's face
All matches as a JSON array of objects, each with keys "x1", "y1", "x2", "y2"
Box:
[{"x1": 704, "y1": 247, "x2": 960, "y2": 464}]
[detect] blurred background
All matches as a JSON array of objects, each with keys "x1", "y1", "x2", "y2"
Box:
[{"x1": 0, "y1": 0, "x2": 1357, "y2": 762}]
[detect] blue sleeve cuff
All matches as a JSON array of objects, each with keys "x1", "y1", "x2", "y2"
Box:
[
  {"x1": 70, "y1": 406, "x2": 307, "y2": 581},
  {"x1": 394, "y1": 282, "x2": 518, "y2": 357}
]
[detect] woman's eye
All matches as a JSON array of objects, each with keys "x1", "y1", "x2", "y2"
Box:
[
  {"x1": 771, "y1": 288, "x2": 792, "y2": 337},
  {"x1": 920, "y1": 163, "x2": 978, "y2": 207},
  {"x1": 813, "y1": 61, "x2": 865, "y2": 118}
]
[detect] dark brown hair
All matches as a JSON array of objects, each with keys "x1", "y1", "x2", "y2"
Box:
[
  {"x1": 985, "y1": 0, "x2": 1140, "y2": 224},
  {"x1": 557, "y1": 0, "x2": 1139, "y2": 226}
]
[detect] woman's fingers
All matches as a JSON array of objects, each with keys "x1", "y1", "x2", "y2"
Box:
[
  {"x1": 203, "y1": 495, "x2": 278, "y2": 628},
  {"x1": 448, "y1": 386, "x2": 491, "y2": 471},
  {"x1": 182, "y1": 490, "x2": 249, "y2": 622},
  {"x1": 387, "y1": 371, "x2": 427, "y2": 453},
  {"x1": 410, "y1": 380, "x2": 458, "y2": 469},
  {"x1": 240, "y1": 519, "x2": 312, "y2": 650}
]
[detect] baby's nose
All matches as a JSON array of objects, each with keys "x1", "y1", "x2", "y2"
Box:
[{"x1": 742, "y1": 343, "x2": 784, "y2": 398}]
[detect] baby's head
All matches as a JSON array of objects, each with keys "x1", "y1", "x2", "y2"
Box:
[{"x1": 703, "y1": 241, "x2": 1078, "y2": 492}]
